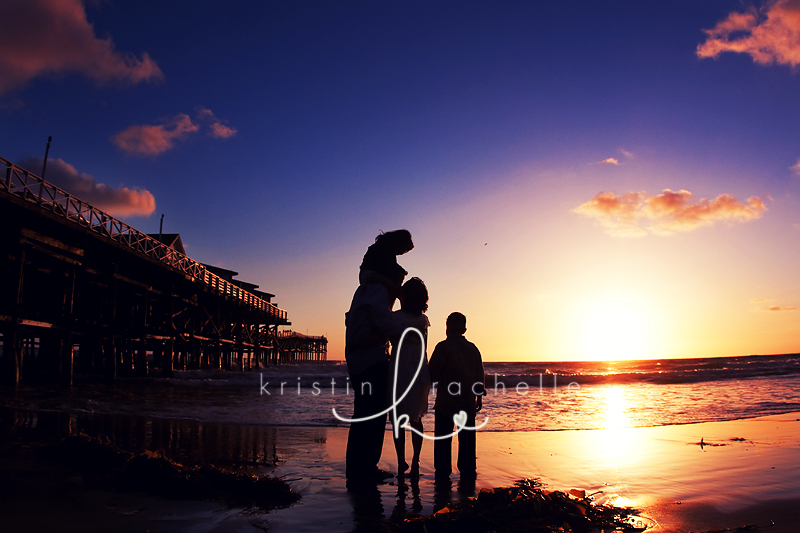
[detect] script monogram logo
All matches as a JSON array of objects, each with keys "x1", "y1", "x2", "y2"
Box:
[{"x1": 332, "y1": 327, "x2": 489, "y2": 438}]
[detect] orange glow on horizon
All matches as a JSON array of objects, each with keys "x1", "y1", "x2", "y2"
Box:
[{"x1": 556, "y1": 290, "x2": 665, "y2": 362}]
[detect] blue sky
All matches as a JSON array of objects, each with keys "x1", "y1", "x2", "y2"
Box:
[{"x1": 4, "y1": 0, "x2": 800, "y2": 360}]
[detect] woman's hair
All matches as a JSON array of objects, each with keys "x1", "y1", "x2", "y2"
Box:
[
  {"x1": 375, "y1": 229, "x2": 413, "y2": 254},
  {"x1": 401, "y1": 277, "x2": 429, "y2": 315}
]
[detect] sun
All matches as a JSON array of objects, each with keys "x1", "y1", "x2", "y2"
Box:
[{"x1": 574, "y1": 300, "x2": 652, "y2": 361}]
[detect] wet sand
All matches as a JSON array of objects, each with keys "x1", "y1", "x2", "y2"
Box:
[
  {"x1": 1, "y1": 410, "x2": 798, "y2": 532},
  {"x1": 469, "y1": 414, "x2": 800, "y2": 532}
]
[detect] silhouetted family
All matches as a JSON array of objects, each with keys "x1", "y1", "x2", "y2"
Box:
[{"x1": 344, "y1": 229, "x2": 485, "y2": 485}]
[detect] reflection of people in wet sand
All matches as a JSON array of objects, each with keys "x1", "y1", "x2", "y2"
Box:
[
  {"x1": 344, "y1": 230, "x2": 413, "y2": 482},
  {"x1": 429, "y1": 312, "x2": 486, "y2": 483},
  {"x1": 388, "y1": 277, "x2": 431, "y2": 478}
]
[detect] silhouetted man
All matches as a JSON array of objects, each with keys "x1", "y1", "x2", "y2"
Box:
[{"x1": 344, "y1": 270, "x2": 404, "y2": 481}]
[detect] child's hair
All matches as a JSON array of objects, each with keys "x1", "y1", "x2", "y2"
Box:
[
  {"x1": 446, "y1": 312, "x2": 466, "y2": 333},
  {"x1": 401, "y1": 277, "x2": 429, "y2": 315},
  {"x1": 375, "y1": 229, "x2": 413, "y2": 254},
  {"x1": 388, "y1": 264, "x2": 407, "y2": 286}
]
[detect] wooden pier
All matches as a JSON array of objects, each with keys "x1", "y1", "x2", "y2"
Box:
[
  {"x1": 0, "y1": 156, "x2": 326, "y2": 385},
  {"x1": 276, "y1": 330, "x2": 328, "y2": 363}
]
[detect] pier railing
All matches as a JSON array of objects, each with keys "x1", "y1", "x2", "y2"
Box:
[{"x1": 1, "y1": 156, "x2": 287, "y2": 321}]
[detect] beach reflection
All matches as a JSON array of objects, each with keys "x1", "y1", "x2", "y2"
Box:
[
  {"x1": 0, "y1": 407, "x2": 317, "y2": 469},
  {"x1": 586, "y1": 386, "x2": 649, "y2": 508},
  {"x1": 348, "y1": 482, "x2": 385, "y2": 532},
  {"x1": 603, "y1": 386, "x2": 629, "y2": 430},
  {"x1": 595, "y1": 386, "x2": 640, "y2": 468},
  {"x1": 391, "y1": 475, "x2": 423, "y2": 520}
]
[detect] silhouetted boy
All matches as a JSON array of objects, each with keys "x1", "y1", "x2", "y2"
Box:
[{"x1": 428, "y1": 312, "x2": 485, "y2": 482}]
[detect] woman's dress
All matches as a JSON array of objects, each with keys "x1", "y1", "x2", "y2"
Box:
[{"x1": 388, "y1": 310, "x2": 431, "y2": 422}]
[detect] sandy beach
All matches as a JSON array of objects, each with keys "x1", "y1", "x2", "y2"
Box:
[
  {"x1": 1, "y1": 409, "x2": 798, "y2": 532},
  {"x1": 5, "y1": 4, "x2": 800, "y2": 533}
]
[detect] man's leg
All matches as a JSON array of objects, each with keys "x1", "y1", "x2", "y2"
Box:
[
  {"x1": 346, "y1": 361, "x2": 389, "y2": 479},
  {"x1": 456, "y1": 407, "x2": 477, "y2": 478},
  {"x1": 434, "y1": 409, "x2": 453, "y2": 481}
]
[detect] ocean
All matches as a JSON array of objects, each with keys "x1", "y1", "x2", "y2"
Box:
[{"x1": 2, "y1": 353, "x2": 799, "y2": 433}]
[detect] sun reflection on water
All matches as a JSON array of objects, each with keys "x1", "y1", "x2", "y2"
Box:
[
  {"x1": 603, "y1": 386, "x2": 629, "y2": 430},
  {"x1": 588, "y1": 386, "x2": 651, "y2": 510},
  {"x1": 594, "y1": 385, "x2": 642, "y2": 470}
]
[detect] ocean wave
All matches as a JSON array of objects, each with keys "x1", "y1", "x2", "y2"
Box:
[{"x1": 165, "y1": 354, "x2": 800, "y2": 389}]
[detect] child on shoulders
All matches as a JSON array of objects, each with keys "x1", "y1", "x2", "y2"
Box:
[{"x1": 359, "y1": 229, "x2": 414, "y2": 302}]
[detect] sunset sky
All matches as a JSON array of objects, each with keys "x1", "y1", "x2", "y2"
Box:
[{"x1": 3, "y1": 0, "x2": 800, "y2": 361}]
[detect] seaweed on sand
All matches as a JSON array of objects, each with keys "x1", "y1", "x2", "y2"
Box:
[
  {"x1": 38, "y1": 432, "x2": 300, "y2": 510},
  {"x1": 400, "y1": 479, "x2": 647, "y2": 533}
]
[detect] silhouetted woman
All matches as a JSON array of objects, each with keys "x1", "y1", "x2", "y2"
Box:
[{"x1": 388, "y1": 277, "x2": 431, "y2": 477}]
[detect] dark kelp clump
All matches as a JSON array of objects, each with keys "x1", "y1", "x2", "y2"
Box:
[
  {"x1": 39, "y1": 432, "x2": 300, "y2": 510},
  {"x1": 400, "y1": 479, "x2": 646, "y2": 533}
]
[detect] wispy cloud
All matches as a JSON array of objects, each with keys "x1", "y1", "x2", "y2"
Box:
[
  {"x1": 0, "y1": 0, "x2": 163, "y2": 95},
  {"x1": 597, "y1": 158, "x2": 620, "y2": 165},
  {"x1": 697, "y1": 0, "x2": 800, "y2": 67},
  {"x1": 18, "y1": 157, "x2": 155, "y2": 217},
  {"x1": 197, "y1": 107, "x2": 238, "y2": 138},
  {"x1": 620, "y1": 148, "x2": 634, "y2": 159},
  {"x1": 573, "y1": 191, "x2": 647, "y2": 236},
  {"x1": 751, "y1": 297, "x2": 796, "y2": 312},
  {"x1": 112, "y1": 113, "x2": 199, "y2": 157},
  {"x1": 791, "y1": 159, "x2": 800, "y2": 175},
  {"x1": 209, "y1": 122, "x2": 238, "y2": 139},
  {"x1": 112, "y1": 108, "x2": 237, "y2": 156},
  {"x1": 642, "y1": 189, "x2": 766, "y2": 233},
  {"x1": 573, "y1": 189, "x2": 767, "y2": 236}
]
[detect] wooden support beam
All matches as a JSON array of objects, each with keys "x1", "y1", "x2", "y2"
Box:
[
  {"x1": 21, "y1": 228, "x2": 84, "y2": 256},
  {"x1": 3, "y1": 244, "x2": 25, "y2": 385},
  {"x1": 104, "y1": 268, "x2": 118, "y2": 381},
  {"x1": 60, "y1": 335, "x2": 73, "y2": 386},
  {"x1": 136, "y1": 289, "x2": 148, "y2": 377}
]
